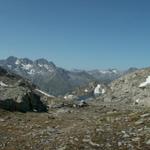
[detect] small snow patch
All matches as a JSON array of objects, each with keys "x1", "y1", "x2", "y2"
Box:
[
  {"x1": 135, "y1": 99, "x2": 140, "y2": 104},
  {"x1": 38, "y1": 64, "x2": 43, "y2": 67},
  {"x1": 94, "y1": 84, "x2": 101, "y2": 95},
  {"x1": 99, "y1": 70, "x2": 109, "y2": 74},
  {"x1": 102, "y1": 89, "x2": 105, "y2": 94},
  {"x1": 21, "y1": 64, "x2": 32, "y2": 70},
  {"x1": 84, "y1": 89, "x2": 88, "y2": 92},
  {"x1": 38, "y1": 64, "x2": 54, "y2": 72},
  {"x1": 27, "y1": 69, "x2": 35, "y2": 75},
  {"x1": 139, "y1": 76, "x2": 150, "y2": 88},
  {"x1": 0, "y1": 81, "x2": 8, "y2": 87},
  {"x1": 94, "y1": 84, "x2": 106, "y2": 96},
  {"x1": 7, "y1": 65, "x2": 12, "y2": 69},
  {"x1": 15, "y1": 59, "x2": 20, "y2": 65},
  {"x1": 112, "y1": 69, "x2": 117, "y2": 74},
  {"x1": 35, "y1": 89, "x2": 54, "y2": 98},
  {"x1": 64, "y1": 94, "x2": 75, "y2": 100},
  {"x1": 44, "y1": 64, "x2": 49, "y2": 70}
]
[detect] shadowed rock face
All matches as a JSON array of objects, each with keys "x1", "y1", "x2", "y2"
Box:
[
  {"x1": 0, "y1": 67, "x2": 8, "y2": 76},
  {"x1": 0, "y1": 93, "x2": 47, "y2": 112},
  {"x1": 0, "y1": 67, "x2": 48, "y2": 112}
]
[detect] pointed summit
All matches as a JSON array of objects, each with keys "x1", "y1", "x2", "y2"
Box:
[{"x1": 6, "y1": 56, "x2": 18, "y2": 64}]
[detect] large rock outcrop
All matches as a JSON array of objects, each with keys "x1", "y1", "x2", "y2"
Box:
[{"x1": 0, "y1": 67, "x2": 48, "y2": 112}]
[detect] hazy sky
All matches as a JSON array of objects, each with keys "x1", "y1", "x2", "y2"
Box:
[{"x1": 0, "y1": 0, "x2": 150, "y2": 70}]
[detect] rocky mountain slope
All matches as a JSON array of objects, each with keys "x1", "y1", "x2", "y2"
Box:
[
  {"x1": 0, "y1": 67, "x2": 47, "y2": 112},
  {"x1": 101, "y1": 67, "x2": 150, "y2": 107}
]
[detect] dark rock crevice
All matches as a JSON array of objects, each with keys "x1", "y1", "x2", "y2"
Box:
[{"x1": 0, "y1": 93, "x2": 48, "y2": 113}]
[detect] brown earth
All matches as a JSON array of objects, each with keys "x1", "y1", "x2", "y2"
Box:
[{"x1": 0, "y1": 101, "x2": 150, "y2": 150}]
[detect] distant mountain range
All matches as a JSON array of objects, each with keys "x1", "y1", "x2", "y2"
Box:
[{"x1": 0, "y1": 56, "x2": 138, "y2": 96}]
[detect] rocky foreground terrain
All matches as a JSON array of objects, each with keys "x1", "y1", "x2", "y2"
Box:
[
  {"x1": 1, "y1": 66, "x2": 150, "y2": 150},
  {"x1": 0, "y1": 102, "x2": 150, "y2": 150}
]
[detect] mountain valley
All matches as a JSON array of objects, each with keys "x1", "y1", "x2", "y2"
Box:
[
  {"x1": 0, "y1": 56, "x2": 137, "y2": 96},
  {"x1": 0, "y1": 58, "x2": 150, "y2": 150}
]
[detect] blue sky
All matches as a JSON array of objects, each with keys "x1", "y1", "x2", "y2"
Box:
[{"x1": 0, "y1": 0, "x2": 150, "y2": 70}]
